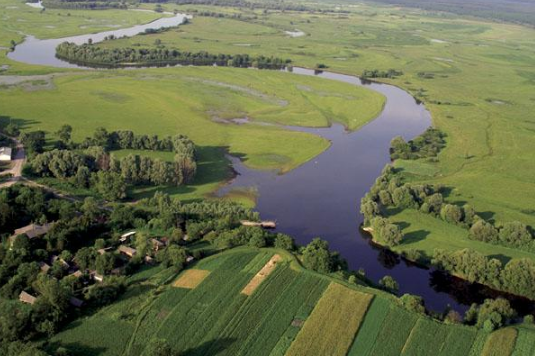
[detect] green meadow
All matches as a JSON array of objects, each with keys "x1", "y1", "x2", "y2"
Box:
[
  {"x1": 0, "y1": 0, "x2": 164, "y2": 73},
  {"x1": 0, "y1": 66, "x2": 384, "y2": 200},
  {"x1": 45, "y1": 247, "x2": 535, "y2": 356},
  {"x1": 94, "y1": 3, "x2": 535, "y2": 229}
]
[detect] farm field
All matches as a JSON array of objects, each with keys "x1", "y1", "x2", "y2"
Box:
[{"x1": 44, "y1": 248, "x2": 535, "y2": 356}]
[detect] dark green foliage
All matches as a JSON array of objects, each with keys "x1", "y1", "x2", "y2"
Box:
[
  {"x1": 433, "y1": 248, "x2": 535, "y2": 299},
  {"x1": 362, "y1": 68, "x2": 403, "y2": 79},
  {"x1": 399, "y1": 294, "x2": 426, "y2": 314},
  {"x1": 390, "y1": 127, "x2": 446, "y2": 160},
  {"x1": 92, "y1": 171, "x2": 127, "y2": 201},
  {"x1": 379, "y1": 275, "x2": 399, "y2": 293},
  {"x1": 19, "y1": 130, "x2": 45, "y2": 155},
  {"x1": 465, "y1": 298, "x2": 516, "y2": 330},
  {"x1": 274, "y1": 233, "x2": 295, "y2": 251},
  {"x1": 371, "y1": 217, "x2": 403, "y2": 247},
  {"x1": 301, "y1": 238, "x2": 334, "y2": 273},
  {"x1": 56, "y1": 42, "x2": 291, "y2": 69}
]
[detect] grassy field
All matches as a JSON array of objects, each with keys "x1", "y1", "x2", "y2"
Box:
[
  {"x1": 76, "y1": 2, "x2": 535, "y2": 259},
  {"x1": 0, "y1": 0, "x2": 164, "y2": 73},
  {"x1": 45, "y1": 247, "x2": 535, "y2": 356},
  {"x1": 0, "y1": 66, "x2": 384, "y2": 201},
  {"x1": 387, "y1": 209, "x2": 535, "y2": 263}
]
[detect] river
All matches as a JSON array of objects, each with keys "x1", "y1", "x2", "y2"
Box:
[{"x1": 7, "y1": 12, "x2": 533, "y2": 314}]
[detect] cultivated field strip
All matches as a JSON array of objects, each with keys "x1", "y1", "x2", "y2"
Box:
[
  {"x1": 172, "y1": 269, "x2": 210, "y2": 289},
  {"x1": 481, "y1": 328, "x2": 518, "y2": 356},
  {"x1": 285, "y1": 282, "x2": 373, "y2": 356},
  {"x1": 512, "y1": 327, "x2": 535, "y2": 356},
  {"x1": 241, "y1": 254, "x2": 282, "y2": 295},
  {"x1": 348, "y1": 297, "x2": 391, "y2": 356}
]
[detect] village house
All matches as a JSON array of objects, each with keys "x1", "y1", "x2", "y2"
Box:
[
  {"x1": 39, "y1": 262, "x2": 51, "y2": 273},
  {"x1": 51, "y1": 255, "x2": 70, "y2": 270},
  {"x1": 118, "y1": 245, "x2": 137, "y2": 258},
  {"x1": 69, "y1": 297, "x2": 84, "y2": 308},
  {"x1": 150, "y1": 238, "x2": 166, "y2": 252},
  {"x1": 0, "y1": 146, "x2": 11, "y2": 161},
  {"x1": 10, "y1": 223, "x2": 54, "y2": 244},
  {"x1": 69, "y1": 270, "x2": 83, "y2": 278},
  {"x1": 90, "y1": 271, "x2": 104, "y2": 283},
  {"x1": 119, "y1": 231, "x2": 136, "y2": 243},
  {"x1": 19, "y1": 291, "x2": 37, "y2": 305},
  {"x1": 97, "y1": 247, "x2": 113, "y2": 255}
]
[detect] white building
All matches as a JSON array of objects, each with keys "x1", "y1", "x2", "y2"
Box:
[{"x1": 0, "y1": 147, "x2": 12, "y2": 161}]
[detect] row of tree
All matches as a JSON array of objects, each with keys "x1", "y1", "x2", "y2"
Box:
[
  {"x1": 42, "y1": 0, "x2": 127, "y2": 9},
  {"x1": 56, "y1": 42, "x2": 291, "y2": 69},
  {"x1": 390, "y1": 127, "x2": 446, "y2": 160},
  {"x1": 432, "y1": 248, "x2": 535, "y2": 302},
  {"x1": 362, "y1": 165, "x2": 535, "y2": 252},
  {"x1": 361, "y1": 68, "x2": 403, "y2": 79}
]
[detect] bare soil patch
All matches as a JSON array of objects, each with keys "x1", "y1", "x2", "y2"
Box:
[
  {"x1": 173, "y1": 269, "x2": 210, "y2": 289},
  {"x1": 241, "y1": 254, "x2": 282, "y2": 295}
]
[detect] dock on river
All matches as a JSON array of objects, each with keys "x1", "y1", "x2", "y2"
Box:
[{"x1": 240, "y1": 220, "x2": 277, "y2": 229}]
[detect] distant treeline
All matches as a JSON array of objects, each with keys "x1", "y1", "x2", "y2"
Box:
[
  {"x1": 390, "y1": 127, "x2": 446, "y2": 160},
  {"x1": 370, "y1": 0, "x2": 535, "y2": 27},
  {"x1": 56, "y1": 42, "x2": 291, "y2": 69},
  {"x1": 42, "y1": 0, "x2": 127, "y2": 9},
  {"x1": 362, "y1": 69, "x2": 403, "y2": 79}
]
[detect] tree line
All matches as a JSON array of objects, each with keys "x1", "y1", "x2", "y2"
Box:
[
  {"x1": 23, "y1": 126, "x2": 197, "y2": 201},
  {"x1": 362, "y1": 68, "x2": 403, "y2": 79},
  {"x1": 361, "y1": 164, "x2": 535, "y2": 300},
  {"x1": 390, "y1": 127, "x2": 446, "y2": 160},
  {"x1": 56, "y1": 42, "x2": 291, "y2": 69},
  {"x1": 42, "y1": 0, "x2": 127, "y2": 9}
]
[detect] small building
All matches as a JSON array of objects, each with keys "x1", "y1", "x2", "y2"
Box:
[
  {"x1": 69, "y1": 270, "x2": 83, "y2": 278},
  {"x1": 90, "y1": 271, "x2": 104, "y2": 283},
  {"x1": 118, "y1": 245, "x2": 137, "y2": 258},
  {"x1": 39, "y1": 262, "x2": 51, "y2": 273},
  {"x1": 51, "y1": 255, "x2": 70, "y2": 270},
  {"x1": 14, "y1": 223, "x2": 54, "y2": 240},
  {"x1": 186, "y1": 255, "x2": 195, "y2": 264},
  {"x1": 0, "y1": 147, "x2": 11, "y2": 161},
  {"x1": 119, "y1": 231, "x2": 136, "y2": 243},
  {"x1": 150, "y1": 238, "x2": 165, "y2": 252},
  {"x1": 97, "y1": 247, "x2": 112, "y2": 255},
  {"x1": 69, "y1": 297, "x2": 84, "y2": 308},
  {"x1": 19, "y1": 291, "x2": 37, "y2": 305},
  {"x1": 144, "y1": 255, "x2": 155, "y2": 265}
]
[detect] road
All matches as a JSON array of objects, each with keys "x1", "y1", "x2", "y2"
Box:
[{"x1": 0, "y1": 133, "x2": 26, "y2": 188}]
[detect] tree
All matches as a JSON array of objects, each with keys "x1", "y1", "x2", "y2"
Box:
[
  {"x1": 498, "y1": 221, "x2": 532, "y2": 247},
  {"x1": 377, "y1": 222, "x2": 403, "y2": 247},
  {"x1": 20, "y1": 131, "x2": 45, "y2": 154},
  {"x1": 74, "y1": 247, "x2": 97, "y2": 271},
  {"x1": 475, "y1": 298, "x2": 516, "y2": 330},
  {"x1": 302, "y1": 238, "x2": 332, "y2": 273},
  {"x1": 74, "y1": 166, "x2": 91, "y2": 188},
  {"x1": 56, "y1": 124, "x2": 72, "y2": 145},
  {"x1": 399, "y1": 294, "x2": 425, "y2": 314},
  {"x1": 469, "y1": 220, "x2": 498, "y2": 243},
  {"x1": 93, "y1": 171, "x2": 126, "y2": 201},
  {"x1": 157, "y1": 245, "x2": 187, "y2": 271},
  {"x1": 440, "y1": 204, "x2": 463, "y2": 225},
  {"x1": 390, "y1": 136, "x2": 411, "y2": 159},
  {"x1": 96, "y1": 253, "x2": 116, "y2": 275},
  {"x1": 274, "y1": 233, "x2": 294, "y2": 251},
  {"x1": 379, "y1": 275, "x2": 399, "y2": 293},
  {"x1": 93, "y1": 127, "x2": 111, "y2": 149}
]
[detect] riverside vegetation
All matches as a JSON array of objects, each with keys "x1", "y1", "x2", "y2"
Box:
[{"x1": 1, "y1": 0, "x2": 535, "y2": 354}]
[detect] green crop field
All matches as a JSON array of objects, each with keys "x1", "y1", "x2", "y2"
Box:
[
  {"x1": 285, "y1": 282, "x2": 372, "y2": 356},
  {"x1": 481, "y1": 327, "x2": 518, "y2": 356},
  {"x1": 46, "y1": 247, "x2": 535, "y2": 356}
]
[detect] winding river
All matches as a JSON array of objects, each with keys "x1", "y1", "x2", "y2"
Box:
[{"x1": 7, "y1": 12, "x2": 533, "y2": 314}]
